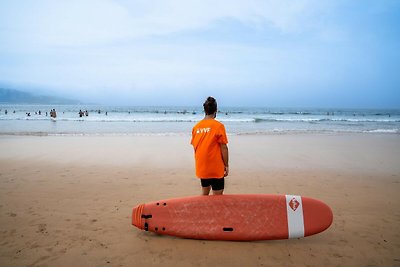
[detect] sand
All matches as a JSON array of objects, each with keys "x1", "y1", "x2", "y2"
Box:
[{"x1": 0, "y1": 134, "x2": 399, "y2": 266}]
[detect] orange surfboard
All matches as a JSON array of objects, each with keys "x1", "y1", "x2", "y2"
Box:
[{"x1": 132, "y1": 194, "x2": 333, "y2": 241}]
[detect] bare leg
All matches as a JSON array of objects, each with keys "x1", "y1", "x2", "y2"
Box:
[
  {"x1": 202, "y1": 186, "x2": 211, "y2": 195},
  {"x1": 212, "y1": 189, "x2": 224, "y2": 195}
]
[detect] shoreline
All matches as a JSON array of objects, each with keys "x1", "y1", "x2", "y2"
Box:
[
  {"x1": 0, "y1": 130, "x2": 399, "y2": 136},
  {"x1": 1, "y1": 133, "x2": 399, "y2": 174},
  {"x1": 1, "y1": 133, "x2": 399, "y2": 266},
  {"x1": 1, "y1": 105, "x2": 400, "y2": 136}
]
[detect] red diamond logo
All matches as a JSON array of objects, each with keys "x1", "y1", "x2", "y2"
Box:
[{"x1": 289, "y1": 198, "x2": 300, "y2": 211}]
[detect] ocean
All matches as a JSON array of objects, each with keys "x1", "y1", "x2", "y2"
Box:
[{"x1": 0, "y1": 104, "x2": 399, "y2": 136}]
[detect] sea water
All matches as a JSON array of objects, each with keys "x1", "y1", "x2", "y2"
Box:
[{"x1": 0, "y1": 104, "x2": 399, "y2": 136}]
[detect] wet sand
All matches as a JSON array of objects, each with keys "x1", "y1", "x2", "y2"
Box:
[{"x1": 0, "y1": 134, "x2": 399, "y2": 266}]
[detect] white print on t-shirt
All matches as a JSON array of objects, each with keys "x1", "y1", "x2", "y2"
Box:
[{"x1": 196, "y1": 127, "x2": 211, "y2": 134}]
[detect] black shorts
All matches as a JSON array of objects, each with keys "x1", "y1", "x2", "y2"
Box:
[{"x1": 200, "y1": 178, "x2": 225, "y2": 191}]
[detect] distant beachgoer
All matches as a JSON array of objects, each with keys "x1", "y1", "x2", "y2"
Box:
[
  {"x1": 191, "y1": 96, "x2": 229, "y2": 196},
  {"x1": 50, "y1": 109, "x2": 57, "y2": 119},
  {"x1": 79, "y1": 110, "x2": 84, "y2": 117},
  {"x1": 85, "y1": 110, "x2": 89, "y2": 116},
  {"x1": 105, "y1": 112, "x2": 108, "y2": 116},
  {"x1": 5, "y1": 110, "x2": 7, "y2": 115}
]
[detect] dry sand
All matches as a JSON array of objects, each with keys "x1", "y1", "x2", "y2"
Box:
[{"x1": 0, "y1": 134, "x2": 399, "y2": 266}]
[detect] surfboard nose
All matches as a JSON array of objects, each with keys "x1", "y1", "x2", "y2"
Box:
[
  {"x1": 302, "y1": 197, "x2": 333, "y2": 236},
  {"x1": 132, "y1": 204, "x2": 145, "y2": 229}
]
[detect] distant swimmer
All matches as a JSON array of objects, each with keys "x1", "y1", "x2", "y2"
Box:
[{"x1": 50, "y1": 109, "x2": 57, "y2": 121}]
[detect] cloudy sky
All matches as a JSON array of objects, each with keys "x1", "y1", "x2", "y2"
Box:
[{"x1": 0, "y1": 0, "x2": 399, "y2": 107}]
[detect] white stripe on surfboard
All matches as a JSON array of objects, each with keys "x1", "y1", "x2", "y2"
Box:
[{"x1": 286, "y1": 195, "x2": 305, "y2": 238}]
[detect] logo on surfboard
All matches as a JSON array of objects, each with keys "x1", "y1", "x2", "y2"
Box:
[{"x1": 289, "y1": 198, "x2": 300, "y2": 211}]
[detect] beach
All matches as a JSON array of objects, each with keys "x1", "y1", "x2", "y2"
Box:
[{"x1": 0, "y1": 133, "x2": 399, "y2": 266}]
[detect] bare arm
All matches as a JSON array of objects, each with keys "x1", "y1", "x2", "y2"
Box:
[{"x1": 221, "y1": 143, "x2": 229, "y2": 177}]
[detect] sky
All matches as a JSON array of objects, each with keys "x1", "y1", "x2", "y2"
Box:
[{"x1": 0, "y1": 0, "x2": 399, "y2": 108}]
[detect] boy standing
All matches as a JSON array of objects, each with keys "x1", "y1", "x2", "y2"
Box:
[{"x1": 191, "y1": 97, "x2": 229, "y2": 195}]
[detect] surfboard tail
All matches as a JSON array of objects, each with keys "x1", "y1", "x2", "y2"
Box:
[{"x1": 132, "y1": 204, "x2": 145, "y2": 230}]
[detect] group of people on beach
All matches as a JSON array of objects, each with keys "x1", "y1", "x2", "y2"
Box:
[
  {"x1": 2, "y1": 108, "x2": 109, "y2": 118},
  {"x1": 4, "y1": 108, "x2": 94, "y2": 119},
  {"x1": 2, "y1": 109, "x2": 54, "y2": 117},
  {"x1": 22, "y1": 109, "x2": 55, "y2": 117},
  {"x1": 79, "y1": 110, "x2": 89, "y2": 117},
  {"x1": 1, "y1": 109, "x2": 17, "y2": 115}
]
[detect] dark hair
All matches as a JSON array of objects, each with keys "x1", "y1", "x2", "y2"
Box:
[{"x1": 203, "y1": 96, "x2": 217, "y2": 115}]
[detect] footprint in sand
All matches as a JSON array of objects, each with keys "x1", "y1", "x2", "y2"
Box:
[{"x1": 37, "y1": 224, "x2": 48, "y2": 234}]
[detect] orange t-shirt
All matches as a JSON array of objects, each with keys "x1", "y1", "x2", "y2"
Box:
[{"x1": 191, "y1": 119, "x2": 228, "y2": 178}]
